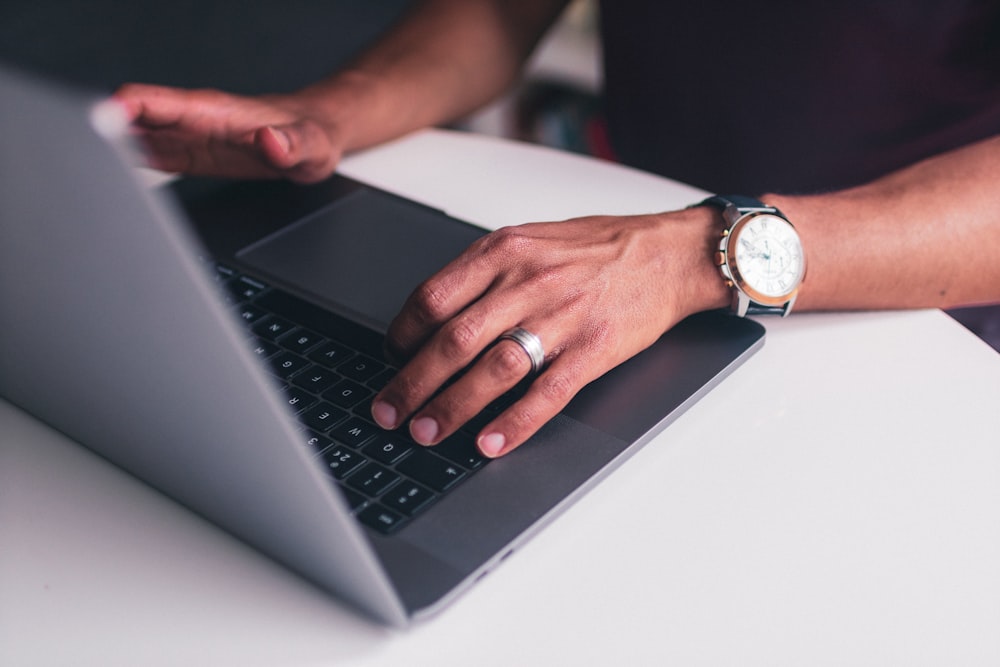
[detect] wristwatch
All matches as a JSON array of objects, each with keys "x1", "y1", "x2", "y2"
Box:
[{"x1": 701, "y1": 194, "x2": 806, "y2": 317}]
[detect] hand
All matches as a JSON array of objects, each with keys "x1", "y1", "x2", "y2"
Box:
[
  {"x1": 113, "y1": 83, "x2": 348, "y2": 183},
  {"x1": 370, "y1": 208, "x2": 728, "y2": 457}
]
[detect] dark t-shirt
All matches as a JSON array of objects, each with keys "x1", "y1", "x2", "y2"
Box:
[{"x1": 600, "y1": 0, "x2": 1000, "y2": 194}]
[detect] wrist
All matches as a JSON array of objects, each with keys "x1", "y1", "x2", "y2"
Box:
[
  {"x1": 299, "y1": 65, "x2": 445, "y2": 155},
  {"x1": 293, "y1": 70, "x2": 384, "y2": 153},
  {"x1": 657, "y1": 206, "x2": 732, "y2": 319}
]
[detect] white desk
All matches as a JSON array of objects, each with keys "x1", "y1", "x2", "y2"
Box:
[{"x1": 2, "y1": 130, "x2": 999, "y2": 666}]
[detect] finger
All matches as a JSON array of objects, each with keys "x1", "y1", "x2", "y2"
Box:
[
  {"x1": 256, "y1": 126, "x2": 291, "y2": 163},
  {"x1": 112, "y1": 94, "x2": 142, "y2": 124},
  {"x1": 372, "y1": 288, "x2": 534, "y2": 431},
  {"x1": 256, "y1": 121, "x2": 341, "y2": 184},
  {"x1": 113, "y1": 83, "x2": 197, "y2": 128},
  {"x1": 475, "y1": 351, "x2": 591, "y2": 458},
  {"x1": 406, "y1": 330, "x2": 544, "y2": 445},
  {"x1": 138, "y1": 128, "x2": 282, "y2": 179},
  {"x1": 384, "y1": 227, "x2": 525, "y2": 361}
]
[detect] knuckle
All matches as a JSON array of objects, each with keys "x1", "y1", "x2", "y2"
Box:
[
  {"x1": 495, "y1": 370, "x2": 579, "y2": 440},
  {"x1": 525, "y1": 266, "x2": 564, "y2": 290},
  {"x1": 437, "y1": 315, "x2": 483, "y2": 360},
  {"x1": 409, "y1": 279, "x2": 453, "y2": 324},
  {"x1": 558, "y1": 285, "x2": 589, "y2": 311},
  {"x1": 536, "y1": 370, "x2": 577, "y2": 406},
  {"x1": 502, "y1": 402, "x2": 540, "y2": 434},
  {"x1": 481, "y1": 226, "x2": 532, "y2": 257},
  {"x1": 564, "y1": 318, "x2": 617, "y2": 360},
  {"x1": 490, "y1": 343, "x2": 530, "y2": 380},
  {"x1": 582, "y1": 320, "x2": 615, "y2": 350}
]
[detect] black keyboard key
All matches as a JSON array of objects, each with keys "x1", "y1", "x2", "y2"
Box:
[
  {"x1": 433, "y1": 433, "x2": 489, "y2": 470},
  {"x1": 329, "y1": 417, "x2": 379, "y2": 449},
  {"x1": 281, "y1": 385, "x2": 316, "y2": 414},
  {"x1": 299, "y1": 402, "x2": 348, "y2": 432},
  {"x1": 248, "y1": 339, "x2": 279, "y2": 360},
  {"x1": 308, "y1": 341, "x2": 354, "y2": 369},
  {"x1": 337, "y1": 485, "x2": 368, "y2": 512},
  {"x1": 382, "y1": 481, "x2": 434, "y2": 516},
  {"x1": 358, "y1": 504, "x2": 405, "y2": 533},
  {"x1": 253, "y1": 315, "x2": 297, "y2": 341},
  {"x1": 362, "y1": 433, "x2": 416, "y2": 465},
  {"x1": 268, "y1": 350, "x2": 311, "y2": 379},
  {"x1": 322, "y1": 378, "x2": 373, "y2": 409},
  {"x1": 303, "y1": 430, "x2": 333, "y2": 453},
  {"x1": 214, "y1": 264, "x2": 238, "y2": 282},
  {"x1": 290, "y1": 364, "x2": 339, "y2": 394},
  {"x1": 234, "y1": 303, "x2": 268, "y2": 325},
  {"x1": 396, "y1": 450, "x2": 466, "y2": 492},
  {"x1": 227, "y1": 275, "x2": 269, "y2": 302},
  {"x1": 319, "y1": 446, "x2": 366, "y2": 480},
  {"x1": 277, "y1": 328, "x2": 325, "y2": 355},
  {"x1": 338, "y1": 355, "x2": 385, "y2": 383},
  {"x1": 255, "y1": 288, "x2": 386, "y2": 360},
  {"x1": 345, "y1": 462, "x2": 399, "y2": 496}
]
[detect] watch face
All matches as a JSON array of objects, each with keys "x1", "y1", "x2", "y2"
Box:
[{"x1": 729, "y1": 212, "x2": 805, "y2": 301}]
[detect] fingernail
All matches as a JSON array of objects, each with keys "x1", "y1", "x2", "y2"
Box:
[
  {"x1": 266, "y1": 126, "x2": 290, "y2": 154},
  {"x1": 410, "y1": 417, "x2": 439, "y2": 445},
  {"x1": 371, "y1": 400, "x2": 397, "y2": 429},
  {"x1": 478, "y1": 432, "x2": 506, "y2": 458}
]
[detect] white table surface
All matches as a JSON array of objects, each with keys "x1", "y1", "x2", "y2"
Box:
[{"x1": 2, "y1": 129, "x2": 999, "y2": 666}]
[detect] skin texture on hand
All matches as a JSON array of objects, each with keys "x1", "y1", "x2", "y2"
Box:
[
  {"x1": 371, "y1": 209, "x2": 729, "y2": 458},
  {"x1": 114, "y1": 84, "x2": 347, "y2": 183}
]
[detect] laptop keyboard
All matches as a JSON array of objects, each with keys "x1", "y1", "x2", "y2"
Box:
[{"x1": 215, "y1": 264, "x2": 491, "y2": 534}]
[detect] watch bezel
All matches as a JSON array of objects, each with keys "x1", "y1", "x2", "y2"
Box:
[{"x1": 721, "y1": 210, "x2": 805, "y2": 308}]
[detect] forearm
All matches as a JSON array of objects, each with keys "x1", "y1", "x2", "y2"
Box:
[
  {"x1": 301, "y1": 0, "x2": 570, "y2": 153},
  {"x1": 762, "y1": 134, "x2": 1000, "y2": 311}
]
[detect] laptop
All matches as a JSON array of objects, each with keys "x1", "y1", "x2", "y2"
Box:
[{"x1": 0, "y1": 64, "x2": 765, "y2": 626}]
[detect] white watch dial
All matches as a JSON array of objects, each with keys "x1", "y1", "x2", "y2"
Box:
[{"x1": 733, "y1": 213, "x2": 804, "y2": 297}]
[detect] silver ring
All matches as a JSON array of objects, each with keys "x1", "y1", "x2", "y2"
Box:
[{"x1": 498, "y1": 327, "x2": 545, "y2": 374}]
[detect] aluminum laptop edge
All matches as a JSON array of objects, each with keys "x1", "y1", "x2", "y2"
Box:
[{"x1": 0, "y1": 64, "x2": 765, "y2": 626}]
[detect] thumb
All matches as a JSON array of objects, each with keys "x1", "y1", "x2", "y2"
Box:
[{"x1": 255, "y1": 121, "x2": 339, "y2": 183}]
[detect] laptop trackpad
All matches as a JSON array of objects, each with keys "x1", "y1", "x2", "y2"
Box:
[{"x1": 237, "y1": 189, "x2": 485, "y2": 331}]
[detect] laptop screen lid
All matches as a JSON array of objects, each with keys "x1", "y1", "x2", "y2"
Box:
[{"x1": 0, "y1": 65, "x2": 407, "y2": 626}]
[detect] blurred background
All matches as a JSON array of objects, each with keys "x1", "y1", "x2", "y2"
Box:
[
  {"x1": 0, "y1": 1, "x2": 417, "y2": 95},
  {"x1": 0, "y1": 0, "x2": 602, "y2": 151}
]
